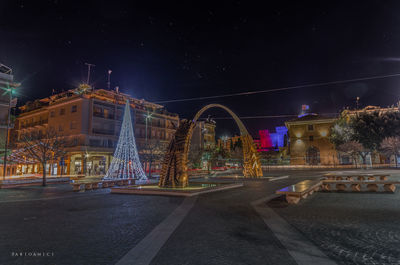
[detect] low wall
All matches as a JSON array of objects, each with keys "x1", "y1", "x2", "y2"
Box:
[{"x1": 262, "y1": 164, "x2": 397, "y2": 170}]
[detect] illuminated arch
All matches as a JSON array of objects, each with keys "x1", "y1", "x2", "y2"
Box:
[{"x1": 159, "y1": 104, "x2": 263, "y2": 188}]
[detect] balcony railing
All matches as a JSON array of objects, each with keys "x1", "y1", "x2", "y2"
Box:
[
  {"x1": 92, "y1": 128, "x2": 115, "y2": 135},
  {"x1": 93, "y1": 112, "x2": 115, "y2": 120},
  {"x1": 20, "y1": 119, "x2": 48, "y2": 129}
]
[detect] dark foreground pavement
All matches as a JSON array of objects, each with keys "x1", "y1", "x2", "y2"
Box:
[
  {"x1": 270, "y1": 189, "x2": 400, "y2": 264},
  {"x1": 0, "y1": 184, "x2": 183, "y2": 265},
  {"x1": 1, "y1": 169, "x2": 400, "y2": 265}
]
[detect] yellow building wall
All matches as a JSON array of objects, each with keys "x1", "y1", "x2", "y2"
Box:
[{"x1": 288, "y1": 121, "x2": 338, "y2": 165}]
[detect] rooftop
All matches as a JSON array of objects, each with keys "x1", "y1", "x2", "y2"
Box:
[
  {"x1": 0, "y1": 63, "x2": 12, "y2": 75},
  {"x1": 286, "y1": 113, "x2": 338, "y2": 123},
  {"x1": 19, "y1": 85, "x2": 178, "y2": 118}
]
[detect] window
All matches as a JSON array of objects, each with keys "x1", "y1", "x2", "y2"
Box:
[
  {"x1": 309, "y1": 135, "x2": 314, "y2": 141},
  {"x1": 71, "y1": 105, "x2": 77, "y2": 113},
  {"x1": 50, "y1": 111, "x2": 55, "y2": 118},
  {"x1": 308, "y1": 124, "x2": 314, "y2": 131},
  {"x1": 59, "y1": 125, "x2": 64, "y2": 132},
  {"x1": 60, "y1": 108, "x2": 65, "y2": 115}
]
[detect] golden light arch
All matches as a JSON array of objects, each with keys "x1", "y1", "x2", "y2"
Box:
[{"x1": 159, "y1": 104, "x2": 263, "y2": 188}]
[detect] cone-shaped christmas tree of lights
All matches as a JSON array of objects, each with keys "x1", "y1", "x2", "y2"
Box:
[{"x1": 104, "y1": 100, "x2": 147, "y2": 180}]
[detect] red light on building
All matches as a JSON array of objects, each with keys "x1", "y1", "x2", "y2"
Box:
[{"x1": 259, "y1": 130, "x2": 272, "y2": 150}]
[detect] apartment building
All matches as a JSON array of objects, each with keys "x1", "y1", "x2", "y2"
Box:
[
  {"x1": 0, "y1": 64, "x2": 19, "y2": 176},
  {"x1": 12, "y1": 86, "x2": 179, "y2": 176}
]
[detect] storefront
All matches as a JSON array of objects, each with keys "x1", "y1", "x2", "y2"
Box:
[{"x1": 69, "y1": 153, "x2": 111, "y2": 176}]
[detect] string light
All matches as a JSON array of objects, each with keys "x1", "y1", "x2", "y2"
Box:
[{"x1": 104, "y1": 100, "x2": 147, "y2": 180}]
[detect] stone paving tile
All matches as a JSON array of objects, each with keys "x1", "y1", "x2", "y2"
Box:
[
  {"x1": 2, "y1": 169, "x2": 396, "y2": 265},
  {"x1": 0, "y1": 186, "x2": 183, "y2": 265},
  {"x1": 0, "y1": 184, "x2": 76, "y2": 202},
  {"x1": 270, "y1": 191, "x2": 400, "y2": 265},
  {"x1": 150, "y1": 180, "x2": 308, "y2": 265}
]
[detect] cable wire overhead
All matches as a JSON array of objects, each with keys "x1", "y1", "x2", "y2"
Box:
[{"x1": 154, "y1": 72, "x2": 400, "y2": 104}]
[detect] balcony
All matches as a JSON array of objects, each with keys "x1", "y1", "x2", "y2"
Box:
[
  {"x1": 92, "y1": 128, "x2": 115, "y2": 135},
  {"x1": 20, "y1": 119, "x2": 48, "y2": 129},
  {"x1": 93, "y1": 112, "x2": 115, "y2": 120}
]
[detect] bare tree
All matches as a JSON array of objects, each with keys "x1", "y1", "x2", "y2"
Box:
[
  {"x1": 13, "y1": 128, "x2": 69, "y2": 186},
  {"x1": 380, "y1": 136, "x2": 400, "y2": 167},
  {"x1": 336, "y1": 141, "x2": 363, "y2": 167}
]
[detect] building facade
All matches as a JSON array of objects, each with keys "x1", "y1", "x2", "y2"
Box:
[
  {"x1": 285, "y1": 114, "x2": 339, "y2": 165},
  {"x1": 191, "y1": 120, "x2": 216, "y2": 150},
  {"x1": 217, "y1": 135, "x2": 241, "y2": 151},
  {"x1": 0, "y1": 64, "x2": 18, "y2": 176},
  {"x1": 253, "y1": 127, "x2": 288, "y2": 151},
  {"x1": 12, "y1": 86, "x2": 179, "y2": 176}
]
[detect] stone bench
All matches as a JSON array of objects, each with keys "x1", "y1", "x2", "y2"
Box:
[
  {"x1": 101, "y1": 179, "x2": 135, "y2": 187},
  {"x1": 72, "y1": 183, "x2": 83, "y2": 192},
  {"x1": 92, "y1": 182, "x2": 100, "y2": 189},
  {"x1": 321, "y1": 179, "x2": 399, "y2": 192},
  {"x1": 84, "y1": 183, "x2": 93, "y2": 190},
  {"x1": 102, "y1": 181, "x2": 110, "y2": 188},
  {"x1": 276, "y1": 179, "x2": 322, "y2": 204},
  {"x1": 71, "y1": 181, "x2": 101, "y2": 192},
  {"x1": 116, "y1": 180, "x2": 124, "y2": 186}
]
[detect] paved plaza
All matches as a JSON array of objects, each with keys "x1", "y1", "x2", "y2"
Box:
[{"x1": 1, "y1": 169, "x2": 400, "y2": 264}]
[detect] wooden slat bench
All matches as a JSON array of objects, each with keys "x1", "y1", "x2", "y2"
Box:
[
  {"x1": 276, "y1": 180, "x2": 322, "y2": 204},
  {"x1": 321, "y1": 180, "x2": 400, "y2": 192}
]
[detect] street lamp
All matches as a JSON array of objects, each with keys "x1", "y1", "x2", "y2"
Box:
[
  {"x1": 2, "y1": 81, "x2": 19, "y2": 180},
  {"x1": 144, "y1": 111, "x2": 153, "y2": 143},
  {"x1": 144, "y1": 111, "x2": 153, "y2": 176}
]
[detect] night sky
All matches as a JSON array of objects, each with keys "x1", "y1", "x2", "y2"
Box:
[{"x1": 2, "y1": 1, "x2": 400, "y2": 137}]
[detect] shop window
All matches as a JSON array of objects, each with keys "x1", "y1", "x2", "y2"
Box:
[{"x1": 74, "y1": 161, "x2": 82, "y2": 174}]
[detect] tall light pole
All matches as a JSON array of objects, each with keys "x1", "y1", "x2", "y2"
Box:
[
  {"x1": 144, "y1": 111, "x2": 153, "y2": 176},
  {"x1": 356, "y1": 96, "x2": 360, "y2": 110},
  {"x1": 145, "y1": 111, "x2": 153, "y2": 144},
  {"x1": 107, "y1": 70, "x2": 112, "y2": 89},
  {"x1": 3, "y1": 83, "x2": 18, "y2": 180}
]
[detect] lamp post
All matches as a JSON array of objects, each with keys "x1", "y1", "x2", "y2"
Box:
[
  {"x1": 144, "y1": 111, "x2": 153, "y2": 143},
  {"x1": 3, "y1": 83, "x2": 18, "y2": 180},
  {"x1": 84, "y1": 153, "x2": 90, "y2": 176},
  {"x1": 144, "y1": 111, "x2": 153, "y2": 176}
]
